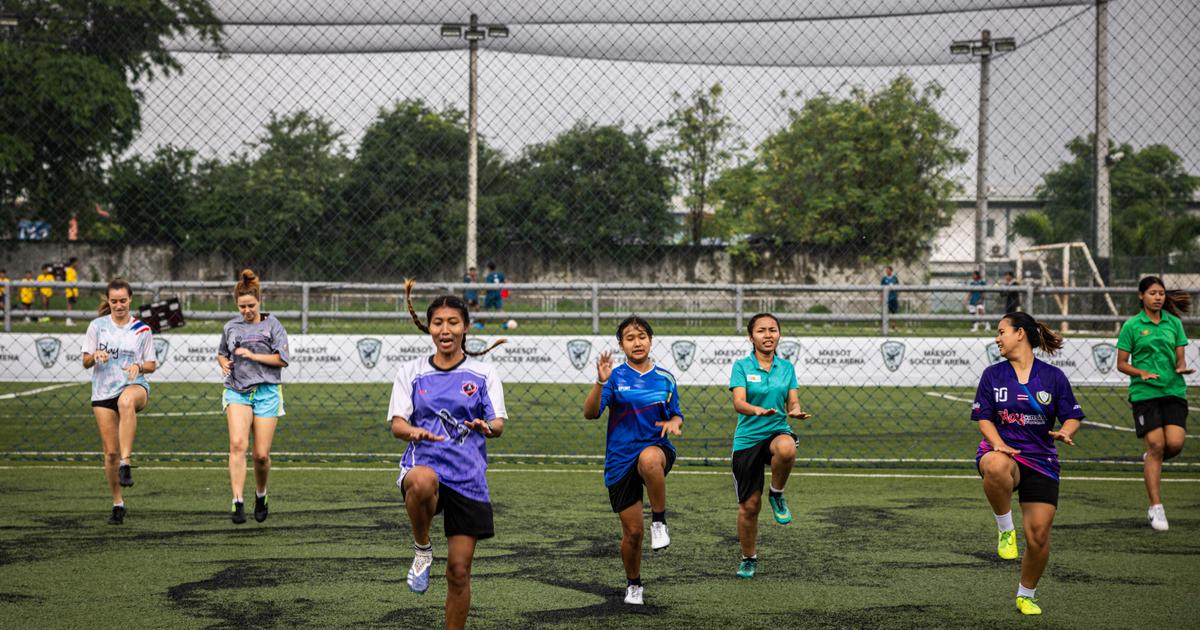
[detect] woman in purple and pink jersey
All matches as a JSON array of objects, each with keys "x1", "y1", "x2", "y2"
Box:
[{"x1": 972, "y1": 311, "x2": 1084, "y2": 616}]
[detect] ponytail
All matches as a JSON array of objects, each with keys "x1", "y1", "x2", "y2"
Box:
[
  {"x1": 235, "y1": 268, "x2": 261, "y2": 301},
  {"x1": 404, "y1": 279, "x2": 505, "y2": 357},
  {"x1": 1138, "y1": 275, "x2": 1191, "y2": 317},
  {"x1": 97, "y1": 278, "x2": 132, "y2": 316},
  {"x1": 1003, "y1": 312, "x2": 1063, "y2": 356}
]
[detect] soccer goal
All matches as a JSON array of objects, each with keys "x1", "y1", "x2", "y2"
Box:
[{"x1": 1015, "y1": 242, "x2": 1119, "y2": 333}]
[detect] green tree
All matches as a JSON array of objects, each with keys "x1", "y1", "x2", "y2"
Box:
[
  {"x1": 713, "y1": 76, "x2": 967, "y2": 261},
  {"x1": 107, "y1": 146, "x2": 199, "y2": 243},
  {"x1": 509, "y1": 122, "x2": 675, "y2": 257},
  {"x1": 1015, "y1": 136, "x2": 1200, "y2": 257},
  {"x1": 0, "y1": 0, "x2": 221, "y2": 234},
  {"x1": 663, "y1": 83, "x2": 740, "y2": 245}
]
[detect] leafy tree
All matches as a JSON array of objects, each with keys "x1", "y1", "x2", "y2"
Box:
[
  {"x1": 508, "y1": 122, "x2": 675, "y2": 257},
  {"x1": 0, "y1": 0, "x2": 221, "y2": 235},
  {"x1": 1015, "y1": 136, "x2": 1200, "y2": 257},
  {"x1": 663, "y1": 83, "x2": 740, "y2": 245},
  {"x1": 713, "y1": 76, "x2": 967, "y2": 261},
  {"x1": 107, "y1": 145, "x2": 199, "y2": 243}
]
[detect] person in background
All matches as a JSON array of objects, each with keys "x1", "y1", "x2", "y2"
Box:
[
  {"x1": 19, "y1": 270, "x2": 35, "y2": 322},
  {"x1": 0, "y1": 268, "x2": 8, "y2": 312},
  {"x1": 1003, "y1": 272, "x2": 1021, "y2": 314},
  {"x1": 65, "y1": 257, "x2": 80, "y2": 326},
  {"x1": 484, "y1": 262, "x2": 505, "y2": 311},
  {"x1": 36, "y1": 264, "x2": 55, "y2": 323},
  {"x1": 462, "y1": 266, "x2": 480, "y2": 310},
  {"x1": 967, "y1": 270, "x2": 988, "y2": 332},
  {"x1": 881, "y1": 266, "x2": 900, "y2": 317}
]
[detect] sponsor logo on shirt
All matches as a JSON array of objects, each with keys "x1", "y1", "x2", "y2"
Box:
[
  {"x1": 567, "y1": 339, "x2": 592, "y2": 370},
  {"x1": 747, "y1": 374, "x2": 762, "y2": 383},
  {"x1": 672, "y1": 340, "x2": 697, "y2": 371},
  {"x1": 1091, "y1": 342, "x2": 1116, "y2": 374},
  {"x1": 356, "y1": 337, "x2": 382, "y2": 369},
  {"x1": 35, "y1": 337, "x2": 61, "y2": 369},
  {"x1": 998, "y1": 409, "x2": 1047, "y2": 426},
  {"x1": 153, "y1": 338, "x2": 169, "y2": 367},
  {"x1": 972, "y1": 402, "x2": 981, "y2": 411},
  {"x1": 880, "y1": 341, "x2": 905, "y2": 372},
  {"x1": 462, "y1": 381, "x2": 478, "y2": 396},
  {"x1": 1141, "y1": 329, "x2": 1150, "y2": 336}
]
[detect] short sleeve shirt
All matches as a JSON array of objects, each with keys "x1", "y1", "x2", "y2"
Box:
[
  {"x1": 1117, "y1": 310, "x2": 1188, "y2": 402},
  {"x1": 597, "y1": 363, "x2": 682, "y2": 487},
  {"x1": 729, "y1": 353, "x2": 798, "y2": 451},
  {"x1": 82, "y1": 315, "x2": 157, "y2": 401},
  {"x1": 36, "y1": 273, "x2": 54, "y2": 297},
  {"x1": 881, "y1": 274, "x2": 900, "y2": 302},
  {"x1": 387, "y1": 356, "x2": 507, "y2": 503},
  {"x1": 969, "y1": 279, "x2": 986, "y2": 305},
  {"x1": 971, "y1": 359, "x2": 1085, "y2": 480},
  {"x1": 218, "y1": 315, "x2": 290, "y2": 393}
]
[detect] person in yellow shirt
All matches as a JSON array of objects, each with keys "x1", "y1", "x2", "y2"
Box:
[
  {"x1": 0, "y1": 268, "x2": 8, "y2": 312},
  {"x1": 36, "y1": 264, "x2": 55, "y2": 323},
  {"x1": 65, "y1": 257, "x2": 80, "y2": 326},
  {"x1": 19, "y1": 270, "x2": 35, "y2": 322}
]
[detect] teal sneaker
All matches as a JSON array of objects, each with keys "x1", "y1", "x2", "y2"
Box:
[
  {"x1": 737, "y1": 557, "x2": 757, "y2": 579},
  {"x1": 768, "y1": 493, "x2": 792, "y2": 524}
]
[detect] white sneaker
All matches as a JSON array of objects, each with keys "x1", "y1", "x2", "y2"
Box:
[
  {"x1": 407, "y1": 549, "x2": 433, "y2": 593},
  {"x1": 624, "y1": 584, "x2": 643, "y2": 605},
  {"x1": 650, "y1": 521, "x2": 670, "y2": 550},
  {"x1": 1148, "y1": 505, "x2": 1169, "y2": 531},
  {"x1": 65, "y1": 318, "x2": 74, "y2": 326}
]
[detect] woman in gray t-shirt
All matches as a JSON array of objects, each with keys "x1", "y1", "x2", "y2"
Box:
[{"x1": 217, "y1": 269, "x2": 290, "y2": 524}]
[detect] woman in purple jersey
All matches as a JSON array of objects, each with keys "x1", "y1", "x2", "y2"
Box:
[
  {"x1": 388, "y1": 280, "x2": 506, "y2": 630},
  {"x1": 973, "y1": 312, "x2": 1084, "y2": 616}
]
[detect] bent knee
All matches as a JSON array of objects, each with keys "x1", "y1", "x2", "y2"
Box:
[{"x1": 739, "y1": 499, "x2": 761, "y2": 517}]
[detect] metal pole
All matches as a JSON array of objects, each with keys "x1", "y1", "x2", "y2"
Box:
[
  {"x1": 974, "y1": 30, "x2": 991, "y2": 269},
  {"x1": 734, "y1": 285, "x2": 744, "y2": 333},
  {"x1": 881, "y1": 286, "x2": 891, "y2": 336},
  {"x1": 465, "y1": 13, "x2": 479, "y2": 274},
  {"x1": 3, "y1": 280, "x2": 10, "y2": 332},
  {"x1": 301, "y1": 283, "x2": 310, "y2": 334},
  {"x1": 591, "y1": 283, "x2": 600, "y2": 335},
  {"x1": 1094, "y1": 1, "x2": 1111, "y2": 279}
]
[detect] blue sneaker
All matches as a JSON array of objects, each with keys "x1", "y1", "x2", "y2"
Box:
[
  {"x1": 768, "y1": 493, "x2": 792, "y2": 524},
  {"x1": 737, "y1": 557, "x2": 757, "y2": 579},
  {"x1": 407, "y1": 549, "x2": 432, "y2": 594}
]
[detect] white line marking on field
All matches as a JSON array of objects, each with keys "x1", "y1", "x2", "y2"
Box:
[
  {"x1": 925, "y1": 392, "x2": 972, "y2": 403},
  {"x1": 0, "y1": 383, "x2": 78, "y2": 400},
  {"x1": 926, "y1": 393, "x2": 1200, "y2": 438}
]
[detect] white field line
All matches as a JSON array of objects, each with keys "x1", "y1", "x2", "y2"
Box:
[
  {"x1": 924, "y1": 392, "x2": 1199, "y2": 438},
  {"x1": 0, "y1": 383, "x2": 79, "y2": 400}
]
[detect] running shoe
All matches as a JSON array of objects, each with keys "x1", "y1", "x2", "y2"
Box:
[
  {"x1": 650, "y1": 521, "x2": 670, "y2": 550},
  {"x1": 108, "y1": 505, "x2": 126, "y2": 525},
  {"x1": 118, "y1": 464, "x2": 134, "y2": 487},
  {"x1": 1148, "y1": 505, "x2": 1169, "y2": 531},
  {"x1": 624, "y1": 584, "x2": 644, "y2": 605},
  {"x1": 408, "y1": 549, "x2": 433, "y2": 594},
  {"x1": 1015, "y1": 596, "x2": 1042, "y2": 615},
  {"x1": 231, "y1": 501, "x2": 246, "y2": 524},
  {"x1": 768, "y1": 493, "x2": 792, "y2": 524},
  {"x1": 737, "y1": 557, "x2": 758, "y2": 579},
  {"x1": 254, "y1": 494, "x2": 269, "y2": 523},
  {"x1": 997, "y1": 529, "x2": 1018, "y2": 560}
]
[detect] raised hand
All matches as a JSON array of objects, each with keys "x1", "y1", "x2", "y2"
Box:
[
  {"x1": 93, "y1": 350, "x2": 110, "y2": 364},
  {"x1": 597, "y1": 350, "x2": 615, "y2": 383}
]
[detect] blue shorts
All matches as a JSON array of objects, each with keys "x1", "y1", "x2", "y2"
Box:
[{"x1": 223, "y1": 384, "x2": 285, "y2": 418}]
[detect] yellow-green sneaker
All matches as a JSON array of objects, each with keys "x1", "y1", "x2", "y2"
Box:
[
  {"x1": 1016, "y1": 596, "x2": 1042, "y2": 615},
  {"x1": 997, "y1": 529, "x2": 1018, "y2": 560}
]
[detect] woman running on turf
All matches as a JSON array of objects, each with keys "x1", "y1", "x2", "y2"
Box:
[
  {"x1": 973, "y1": 312, "x2": 1083, "y2": 616},
  {"x1": 390, "y1": 280, "x2": 506, "y2": 630},
  {"x1": 82, "y1": 278, "x2": 157, "y2": 525},
  {"x1": 1115, "y1": 276, "x2": 1192, "y2": 531},
  {"x1": 729, "y1": 313, "x2": 810, "y2": 579},
  {"x1": 217, "y1": 269, "x2": 289, "y2": 524},
  {"x1": 582, "y1": 316, "x2": 683, "y2": 606}
]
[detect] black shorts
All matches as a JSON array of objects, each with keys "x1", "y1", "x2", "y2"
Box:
[
  {"x1": 400, "y1": 478, "x2": 494, "y2": 540},
  {"x1": 91, "y1": 396, "x2": 120, "y2": 412},
  {"x1": 732, "y1": 432, "x2": 798, "y2": 504},
  {"x1": 607, "y1": 444, "x2": 676, "y2": 513},
  {"x1": 67, "y1": 296, "x2": 78, "y2": 305},
  {"x1": 976, "y1": 458, "x2": 1059, "y2": 506},
  {"x1": 887, "y1": 300, "x2": 899, "y2": 314},
  {"x1": 1132, "y1": 396, "x2": 1188, "y2": 438}
]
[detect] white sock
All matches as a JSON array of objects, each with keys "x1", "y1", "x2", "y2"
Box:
[
  {"x1": 1017, "y1": 583, "x2": 1036, "y2": 598},
  {"x1": 233, "y1": 497, "x2": 243, "y2": 504},
  {"x1": 256, "y1": 489, "x2": 267, "y2": 498},
  {"x1": 114, "y1": 501, "x2": 124, "y2": 508},
  {"x1": 414, "y1": 541, "x2": 432, "y2": 555},
  {"x1": 119, "y1": 459, "x2": 129, "y2": 466},
  {"x1": 995, "y1": 511, "x2": 1014, "y2": 532},
  {"x1": 1150, "y1": 503, "x2": 1163, "y2": 509},
  {"x1": 769, "y1": 485, "x2": 784, "y2": 494}
]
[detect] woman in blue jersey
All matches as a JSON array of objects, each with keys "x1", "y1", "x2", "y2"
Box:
[
  {"x1": 389, "y1": 280, "x2": 506, "y2": 630},
  {"x1": 81, "y1": 278, "x2": 157, "y2": 525},
  {"x1": 582, "y1": 316, "x2": 683, "y2": 606},
  {"x1": 729, "y1": 313, "x2": 810, "y2": 579},
  {"x1": 217, "y1": 269, "x2": 289, "y2": 525},
  {"x1": 973, "y1": 311, "x2": 1083, "y2": 616}
]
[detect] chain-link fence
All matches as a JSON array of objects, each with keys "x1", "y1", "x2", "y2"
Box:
[{"x1": 1, "y1": 1, "x2": 1198, "y2": 468}]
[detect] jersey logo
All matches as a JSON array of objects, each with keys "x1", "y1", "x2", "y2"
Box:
[
  {"x1": 461, "y1": 382, "x2": 478, "y2": 396},
  {"x1": 1140, "y1": 329, "x2": 1150, "y2": 336},
  {"x1": 357, "y1": 337, "x2": 382, "y2": 369},
  {"x1": 464, "y1": 338, "x2": 489, "y2": 355},
  {"x1": 35, "y1": 337, "x2": 61, "y2": 369},
  {"x1": 777, "y1": 341, "x2": 801, "y2": 363},
  {"x1": 1091, "y1": 342, "x2": 1116, "y2": 374},
  {"x1": 1036, "y1": 391, "x2": 1052, "y2": 405},
  {"x1": 567, "y1": 339, "x2": 592, "y2": 370},
  {"x1": 747, "y1": 374, "x2": 762, "y2": 383},
  {"x1": 153, "y1": 338, "x2": 169, "y2": 366},
  {"x1": 672, "y1": 341, "x2": 696, "y2": 371},
  {"x1": 880, "y1": 341, "x2": 905, "y2": 372}
]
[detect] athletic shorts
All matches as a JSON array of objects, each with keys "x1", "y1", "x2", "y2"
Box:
[
  {"x1": 223, "y1": 384, "x2": 285, "y2": 418},
  {"x1": 607, "y1": 444, "x2": 676, "y2": 513},
  {"x1": 397, "y1": 475, "x2": 494, "y2": 540},
  {"x1": 967, "y1": 303, "x2": 985, "y2": 315},
  {"x1": 91, "y1": 384, "x2": 149, "y2": 412},
  {"x1": 976, "y1": 458, "x2": 1059, "y2": 506},
  {"x1": 67, "y1": 296, "x2": 78, "y2": 305},
  {"x1": 1132, "y1": 396, "x2": 1188, "y2": 438},
  {"x1": 887, "y1": 300, "x2": 899, "y2": 314},
  {"x1": 732, "y1": 432, "x2": 798, "y2": 504}
]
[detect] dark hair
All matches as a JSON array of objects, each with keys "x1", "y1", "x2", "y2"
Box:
[
  {"x1": 1001, "y1": 312, "x2": 1063, "y2": 355},
  {"x1": 746, "y1": 312, "x2": 781, "y2": 337},
  {"x1": 616, "y1": 315, "x2": 653, "y2": 341},
  {"x1": 1137, "y1": 275, "x2": 1190, "y2": 318},
  {"x1": 235, "y1": 268, "x2": 261, "y2": 301},
  {"x1": 404, "y1": 279, "x2": 504, "y2": 357},
  {"x1": 487, "y1": 261, "x2": 496, "y2": 271},
  {"x1": 98, "y1": 278, "x2": 133, "y2": 316},
  {"x1": 68, "y1": 257, "x2": 78, "y2": 265}
]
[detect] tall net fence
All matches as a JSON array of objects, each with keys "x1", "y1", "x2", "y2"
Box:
[{"x1": 1, "y1": 1, "x2": 1198, "y2": 467}]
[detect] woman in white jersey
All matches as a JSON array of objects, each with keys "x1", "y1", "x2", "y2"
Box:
[{"x1": 82, "y1": 278, "x2": 157, "y2": 525}]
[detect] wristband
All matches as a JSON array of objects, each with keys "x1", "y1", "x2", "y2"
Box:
[{"x1": 595, "y1": 378, "x2": 608, "y2": 385}]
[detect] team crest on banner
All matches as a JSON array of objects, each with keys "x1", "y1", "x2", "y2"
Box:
[
  {"x1": 34, "y1": 337, "x2": 61, "y2": 369},
  {"x1": 566, "y1": 339, "x2": 592, "y2": 370},
  {"x1": 880, "y1": 341, "x2": 906, "y2": 372},
  {"x1": 985, "y1": 343, "x2": 1003, "y2": 364},
  {"x1": 1091, "y1": 343, "x2": 1116, "y2": 374},
  {"x1": 153, "y1": 338, "x2": 170, "y2": 366},
  {"x1": 357, "y1": 338, "x2": 382, "y2": 369},
  {"x1": 672, "y1": 341, "x2": 697, "y2": 372},
  {"x1": 464, "y1": 338, "x2": 489, "y2": 355},
  {"x1": 1036, "y1": 391, "x2": 1052, "y2": 406},
  {"x1": 777, "y1": 341, "x2": 801, "y2": 363}
]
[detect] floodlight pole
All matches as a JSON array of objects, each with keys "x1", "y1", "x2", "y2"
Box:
[
  {"x1": 467, "y1": 13, "x2": 479, "y2": 275},
  {"x1": 1094, "y1": 0, "x2": 1111, "y2": 280},
  {"x1": 974, "y1": 30, "x2": 991, "y2": 269}
]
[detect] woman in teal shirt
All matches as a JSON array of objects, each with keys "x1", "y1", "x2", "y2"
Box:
[
  {"x1": 728, "y1": 313, "x2": 810, "y2": 579},
  {"x1": 1116, "y1": 276, "x2": 1193, "y2": 531}
]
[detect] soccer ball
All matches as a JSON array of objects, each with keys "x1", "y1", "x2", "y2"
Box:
[{"x1": 502, "y1": 319, "x2": 518, "y2": 330}]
